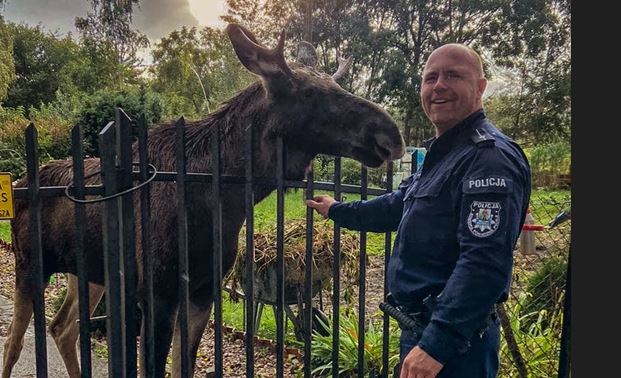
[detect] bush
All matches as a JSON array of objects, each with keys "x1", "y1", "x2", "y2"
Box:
[
  {"x1": 76, "y1": 88, "x2": 164, "y2": 155},
  {"x1": 0, "y1": 105, "x2": 72, "y2": 177},
  {"x1": 520, "y1": 253, "x2": 567, "y2": 332},
  {"x1": 310, "y1": 312, "x2": 400, "y2": 377},
  {"x1": 312, "y1": 155, "x2": 387, "y2": 188},
  {"x1": 499, "y1": 292, "x2": 564, "y2": 377},
  {"x1": 526, "y1": 140, "x2": 571, "y2": 189}
]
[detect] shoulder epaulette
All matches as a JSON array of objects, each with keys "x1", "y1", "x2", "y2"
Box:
[{"x1": 471, "y1": 128, "x2": 496, "y2": 147}]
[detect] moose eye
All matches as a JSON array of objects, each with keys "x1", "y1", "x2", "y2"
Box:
[{"x1": 303, "y1": 89, "x2": 314, "y2": 98}]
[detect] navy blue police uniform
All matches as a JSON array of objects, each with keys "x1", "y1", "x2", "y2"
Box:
[{"x1": 328, "y1": 109, "x2": 531, "y2": 377}]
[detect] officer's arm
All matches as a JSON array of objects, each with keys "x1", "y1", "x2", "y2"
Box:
[
  {"x1": 327, "y1": 176, "x2": 410, "y2": 232},
  {"x1": 417, "y1": 147, "x2": 530, "y2": 364}
]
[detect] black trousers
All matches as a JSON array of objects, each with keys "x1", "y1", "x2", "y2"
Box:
[{"x1": 396, "y1": 317, "x2": 500, "y2": 378}]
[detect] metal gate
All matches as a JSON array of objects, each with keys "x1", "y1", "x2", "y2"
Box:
[{"x1": 10, "y1": 108, "x2": 570, "y2": 377}]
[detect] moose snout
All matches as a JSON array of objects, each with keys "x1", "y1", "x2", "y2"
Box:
[{"x1": 374, "y1": 133, "x2": 406, "y2": 161}]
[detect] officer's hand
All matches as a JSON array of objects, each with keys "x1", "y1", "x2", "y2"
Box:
[
  {"x1": 305, "y1": 195, "x2": 336, "y2": 218},
  {"x1": 400, "y1": 346, "x2": 443, "y2": 378}
]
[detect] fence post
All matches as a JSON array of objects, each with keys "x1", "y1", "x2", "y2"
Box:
[
  {"x1": 99, "y1": 120, "x2": 126, "y2": 377},
  {"x1": 212, "y1": 123, "x2": 224, "y2": 377},
  {"x1": 25, "y1": 123, "x2": 48, "y2": 378},
  {"x1": 71, "y1": 124, "x2": 92, "y2": 377},
  {"x1": 175, "y1": 117, "x2": 191, "y2": 377},
  {"x1": 137, "y1": 113, "x2": 155, "y2": 376},
  {"x1": 558, "y1": 247, "x2": 571, "y2": 378},
  {"x1": 117, "y1": 108, "x2": 138, "y2": 377}
]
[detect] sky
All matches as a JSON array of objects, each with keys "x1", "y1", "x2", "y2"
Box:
[{"x1": 1, "y1": 0, "x2": 228, "y2": 41}]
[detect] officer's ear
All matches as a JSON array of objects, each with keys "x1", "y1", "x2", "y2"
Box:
[{"x1": 477, "y1": 78, "x2": 488, "y2": 99}]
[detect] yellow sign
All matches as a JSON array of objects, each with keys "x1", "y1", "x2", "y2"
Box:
[{"x1": 0, "y1": 173, "x2": 15, "y2": 219}]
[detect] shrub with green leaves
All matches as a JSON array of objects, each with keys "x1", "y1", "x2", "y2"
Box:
[
  {"x1": 526, "y1": 140, "x2": 571, "y2": 188},
  {"x1": 312, "y1": 155, "x2": 387, "y2": 188},
  {"x1": 76, "y1": 88, "x2": 164, "y2": 155},
  {"x1": 520, "y1": 252, "x2": 567, "y2": 332},
  {"x1": 310, "y1": 312, "x2": 400, "y2": 377},
  {"x1": 0, "y1": 105, "x2": 72, "y2": 177},
  {"x1": 499, "y1": 292, "x2": 564, "y2": 377}
]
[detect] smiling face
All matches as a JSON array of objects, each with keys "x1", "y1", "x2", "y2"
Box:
[{"x1": 420, "y1": 44, "x2": 488, "y2": 135}]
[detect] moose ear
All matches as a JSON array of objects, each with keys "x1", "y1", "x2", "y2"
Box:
[
  {"x1": 226, "y1": 23, "x2": 292, "y2": 78},
  {"x1": 296, "y1": 41, "x2": 318, "y2": 68}
]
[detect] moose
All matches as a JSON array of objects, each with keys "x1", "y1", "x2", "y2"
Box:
[{"x1": 2, "y1": 23, "x2": 405, "y2": 377}]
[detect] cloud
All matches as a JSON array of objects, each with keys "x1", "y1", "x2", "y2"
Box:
[
  {"x1": 132, "y1": 0, "x2": 199, "y2": 41},
  {"x1": 1, "y1": 0, "x2": 199, "y2": 41}
]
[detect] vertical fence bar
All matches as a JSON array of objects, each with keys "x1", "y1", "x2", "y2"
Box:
[
  {"x1": 117, "y1": 109, "x2": 137, "y2": 377},
  {"x1": 212, "y1": 124, "x2": 224, "y2": 377},
  {"x1": 557, "y1": 247, "x2": 571, "y2": 378},
  {"x1": 357, "y1": 164, "x2": 368, "y2": 376},
  {"x1": 276, "y1": 136, "x2": 285, "y2": 378},
  {"x1": 244, "y1": 124, "x2": 256, "y2": 377},
  {"x1": 25, "y1": 124, "x2": 48, "y2": 378},
  {"x1": 331, "y1": 156, "x2": 342, "y2": 378},
  {"x1": 411, "y1": 150, "x2": 418, "y2": 175},
  {"x1": 382, "y1": 161, "x2": 394, "y2": 377},
  {"x1": 138, "y1": 114, "x2": 155, "y2": 376},
  {"x1": 176, "y1": 117, "x2": 191, "y2": 377},
  {"x1": 303, "y1": 165, "x2": 314, "y2": 378},
  {"x1": 71, "y1": 125, "x2": 92, "y2": 378},
  {"x1": 99, "y1": 121, "x2": 126, "y2": 377}
]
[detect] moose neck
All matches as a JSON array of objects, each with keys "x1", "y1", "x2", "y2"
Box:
[{"x1": 178, "y1": 81, "x2": 315, "y2": 204}]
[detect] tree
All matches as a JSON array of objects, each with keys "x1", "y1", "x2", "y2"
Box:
[
  {"x1": 3, "y1": 23, "x2": 84, "y2": 110},
  {"x1": 150, "y1": 26, "x2": 254, "y2": 119},
  {"x1": 0, "y1": 15, "x2": 15, "y2": 103},
  {"x1": 75, "y1": 0, "x2": 149, "y2": 87},
  {"x1": 485, "y1": 0, "x2": 571, "y2": 145}
]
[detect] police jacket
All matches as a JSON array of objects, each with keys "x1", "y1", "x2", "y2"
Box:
[{"x1": 328, "y1": 109, "x2": 531, "y2": 364}]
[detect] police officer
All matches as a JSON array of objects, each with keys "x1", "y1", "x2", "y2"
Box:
[{"x1": 306, "y1": 43, "x2": 531, "y2": 378}]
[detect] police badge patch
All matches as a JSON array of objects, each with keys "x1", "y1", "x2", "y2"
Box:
[{"x1": 467, "y1": 201, "x2": 501, "y2": 237}]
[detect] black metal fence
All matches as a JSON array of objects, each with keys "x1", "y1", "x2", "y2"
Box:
[{"x1": 10, "y1": 108, "x2": 570, "y2": 377}]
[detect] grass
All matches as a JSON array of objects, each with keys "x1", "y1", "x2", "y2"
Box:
[
  {"x1": 529, "y1": 188, "x2": 571, "y2": 226},
  {"x1": 0, "y1": 220, "x2": 10, "y2": 242},
  {"x1": 220, "y1": 291, "x2": 300, "y2": 344}
]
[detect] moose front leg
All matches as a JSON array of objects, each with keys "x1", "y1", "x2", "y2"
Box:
[{"x1": 170, "y1": 286, "x2": 213, "y2": 378}]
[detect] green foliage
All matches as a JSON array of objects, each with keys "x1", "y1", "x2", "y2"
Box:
[
  {"x1": 75, "y1": 0, "x2": 148, "y2": 83},
  {"x1": 310, "y1": 312, "x2": 400, "y2": 377},
  {"x1": 499, "y1": 292, "x2": 564, "y2": 377},
  {"x1": 520, "y1": 253, "x2": 567, "y2": 332},
  {"x1": 0, "y1": 16, "x2": 16, "y2": 102},
  {"x1": 525, "y1": 140, "x2": 571, "y2": 188},
  {"x1": 0, "y1": 105, "x2": 73, "y2": 177},
  {"x1": 312, "y1": 156, "x2": 387, "y2": 189},
  {"x1": 150, "y1": 26, "x2": 254, "y2": 120},
  {"x1": 3, "y1": 23, "x2": 84, "y2": 110},
  {"x1": 75, "y1": 88, "x2": 163, "y2": 155},
  {"x1": 0, "y1": 221, "x2": 11, "y2": 242}
]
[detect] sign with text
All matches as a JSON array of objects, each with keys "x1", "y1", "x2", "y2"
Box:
[{"x1": 0, "y1": 173, "x2": 15, "y2": 219}]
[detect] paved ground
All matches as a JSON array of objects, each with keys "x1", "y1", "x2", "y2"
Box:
[{"x1": 0, "y1": 295, "x2": 109, "y2": 377}]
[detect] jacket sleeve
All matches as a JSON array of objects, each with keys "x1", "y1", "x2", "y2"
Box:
[
  {"x1": 327, "y1": 175, "x2": 412, "y2": 232},
  {"x1": 417, "y1": 146, "x2": 530, "y2": 364}
]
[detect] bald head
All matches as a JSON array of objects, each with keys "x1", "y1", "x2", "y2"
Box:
[
  {"x1": 425, "y1": 43, "x2": 484, "y2": 79},
  {"x1": 420, "y1": 43, "x2": 488, "y2": 134}
]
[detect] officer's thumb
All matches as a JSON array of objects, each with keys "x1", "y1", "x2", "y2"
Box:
[{"x1": 305, "y1": 199, "x2": 318, "y2": 208}]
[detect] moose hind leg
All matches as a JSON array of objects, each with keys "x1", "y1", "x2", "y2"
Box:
[
  {"x1": 145, "y1": 293, "x2": 178, "y2": 378},
  {"x1": 49, "y1": 274, "x2": 105, "y2": 378},
  {"x1": 2, "y1": 275, "x2": 35, "y2": 378},
  {"x1": 171, "y1": 298, "x2": 213, "y2": 378}
]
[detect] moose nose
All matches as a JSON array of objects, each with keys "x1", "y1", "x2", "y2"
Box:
[{"x1": 374, "y1": 133, "x2": 405, "y2": 161}]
